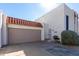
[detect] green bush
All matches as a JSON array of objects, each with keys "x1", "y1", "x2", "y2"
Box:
[{"x1": 61, "y1": 30, "x2": 79, "y2": 45}]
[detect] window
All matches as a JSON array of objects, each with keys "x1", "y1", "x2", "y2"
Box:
[{"x1": 66, "y1": 15, "x2": 69, "y2": 30}]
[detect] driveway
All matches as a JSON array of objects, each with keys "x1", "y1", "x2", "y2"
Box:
[
  {"x1": 1, "y1": 41, "x2": 79, "y2": 56},
  {"x1": 41, "y1": 42, "x2": 79, "y2": 56},
  {"x1": 0, "y1": 42, "x2": 51, "y2": 56}
]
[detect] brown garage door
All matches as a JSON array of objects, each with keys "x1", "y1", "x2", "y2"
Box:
[{"x1": 8, "y1": 28, "x2": 41, "y2": 44}]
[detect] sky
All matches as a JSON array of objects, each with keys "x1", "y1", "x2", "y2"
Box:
[{"x1": 0, "y1": 3, "x2": 78, "y2": 21}]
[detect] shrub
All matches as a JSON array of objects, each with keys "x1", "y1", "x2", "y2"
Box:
[{"x1": 61, "y1": 30, "x2": 79, "y2": 45}]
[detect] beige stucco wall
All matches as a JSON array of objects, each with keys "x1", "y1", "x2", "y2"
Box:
[
  {"x1": 35, "y1": 4, "x2": 65, "y2": 41},
  {"x1": 74, "y1": 12, "x2": 78, "y2": 34},
  {"x1": 0, "y1": 12, "x2": 7, "y2": 47},
  {"x1": 0, "y1": 12, "x2": 3, "y2": 47},
  {"x1": 35, "y1": 4, "x2": 78, "y2": 42},
  {"x1": 2, "y1": 14, "x2": 8, "y2": 46},
  {"x1": 64, "y1": 5, "x2": 78, "y2": 33},
  {"x1": 64, "y1": 4, "x2": 74, "y2": 31}
]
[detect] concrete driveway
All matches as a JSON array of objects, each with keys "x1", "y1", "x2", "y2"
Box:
[
  {"x1": 0, "y1": 42, "x2": 52, "y2": 56},
  {"x1": 41, "y1": 42, "x2": 79, "y2": 56},
  {"x1": 1, "y1": 41, "x2": 79, "y2": 56}
]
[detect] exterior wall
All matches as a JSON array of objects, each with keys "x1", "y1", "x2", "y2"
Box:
[
  {"x1": 2, "y1": 14, "x2": 8, "y2": 46},
  {"x1": 74, "y1": 12, "x2": 78, "y2": 33},
  {"x1": 41, "y1": 23, "x2": 44, "y2": 41},
  {"x1": 0, "y1": 12, "x2": 8, "y2": 47},
  {"x1": 35, "y1": 4, "x2": 78, "y2": 42},
  {"x1": 64, "y1": 5, "x2": 75, "y2": 31},
  {"x1": 78, "y1": 21, "x2": 79, "y2": 35},
  {"x1": 0, "y1": 12, "x2": 3, "y2": 48},
  {"x1": 64, "y1": 5, "x2": 78, "y2": 33},
  {"x1": 36, "y1": 4, "x2": 65, "y2": 41}
]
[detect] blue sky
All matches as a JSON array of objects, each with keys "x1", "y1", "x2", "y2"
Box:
[
  {"x1": 67, "y1": 3, "x2": 79, "y2": 13},
  {"x1": 0, "y1": 3, "x2": 78, "y2": 21}
]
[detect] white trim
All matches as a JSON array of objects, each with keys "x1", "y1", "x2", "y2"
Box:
[{"x1": 8, "y1": 24, "x2": 42, "y2": 30}]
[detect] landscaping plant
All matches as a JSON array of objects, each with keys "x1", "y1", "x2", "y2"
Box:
[{"x1": 61, "y1": 30, "x2": 79, "y2": 45}]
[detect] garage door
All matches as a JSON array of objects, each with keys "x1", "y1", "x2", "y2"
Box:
[{"x1": 8, "y1": 28, "x2": 41, "y2": 44}]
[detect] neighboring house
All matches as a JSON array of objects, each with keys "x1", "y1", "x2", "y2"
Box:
[
  {"x1": 0, "y1": 13, "x2": 44, "y2": 48},
  {"x1": 35, "y1": 4, "x2": 78, "y2": 42}
]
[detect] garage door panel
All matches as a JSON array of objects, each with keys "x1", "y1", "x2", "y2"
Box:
[{"x1": 8, "y1": 28, "x2": 41, "y2": 44}]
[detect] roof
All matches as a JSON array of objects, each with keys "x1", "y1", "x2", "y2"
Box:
[{"x1": 6, "y1": 16, "x2": 43, "y2": 28}]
